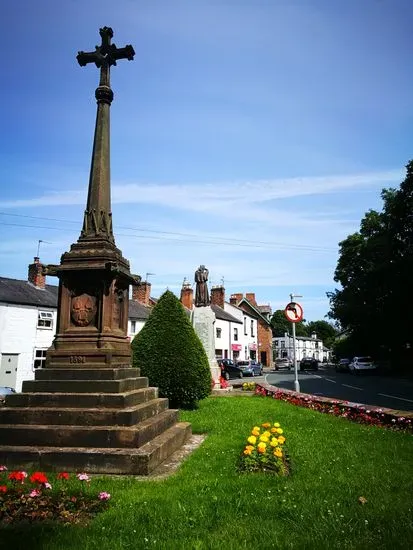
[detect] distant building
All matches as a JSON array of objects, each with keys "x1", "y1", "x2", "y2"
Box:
[{"x1": 273, "y1": 332, "x2": 331, "y2": 363}]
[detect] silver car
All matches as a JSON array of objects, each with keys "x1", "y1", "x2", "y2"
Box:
[{"x1": 349, "y1": 356, "x2": 376, "y2": 373}]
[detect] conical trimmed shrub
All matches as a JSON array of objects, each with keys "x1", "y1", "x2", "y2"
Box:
[{"x1": 132, "y1": 290, "x2": 212, "y2": 409}]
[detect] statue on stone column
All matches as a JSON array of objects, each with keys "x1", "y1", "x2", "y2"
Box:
[{"x1": 194, "y1": 265, "x2": 210, "y2": 307}]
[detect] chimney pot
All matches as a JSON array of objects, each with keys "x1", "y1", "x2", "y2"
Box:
[
  {"x1": 28, "y1": 257, "x2": 46, "y2": 289},
  {"x1": 132, "y1": 282, "x2": 152, "y2": 306}
]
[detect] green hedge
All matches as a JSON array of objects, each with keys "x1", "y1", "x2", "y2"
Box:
[{"x1": 131, "y1": 290, "x2": 211, "y2": 409}]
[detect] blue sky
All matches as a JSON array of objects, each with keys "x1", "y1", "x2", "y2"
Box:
[{"x1": 1, "y1": 0, "x2": 412, "y2": 321}]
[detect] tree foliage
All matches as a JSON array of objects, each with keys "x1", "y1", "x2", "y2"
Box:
[
  {"x1": 270, "y1": 309, "x2": 308, "y2": 337},
  {"x1": 131, "y1": 290, "x2": 211, "y2": 409},
  {"x1": 306, "y1": 320, "x2": 338, "y2": 350},
  {"x1": 328, "y1": 160, "x2": 413, "y2": 364}
]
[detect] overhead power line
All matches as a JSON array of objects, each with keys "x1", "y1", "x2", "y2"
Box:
[{"x1": 0, "y1": 212, "x2": 337, "y2": 253}]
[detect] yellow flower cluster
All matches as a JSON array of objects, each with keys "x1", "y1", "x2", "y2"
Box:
[{"x1": 242, "y1": 421, "x2": 286, "y2": 463}]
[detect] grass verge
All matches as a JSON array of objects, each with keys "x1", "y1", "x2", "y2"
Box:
[{"x1": 1, "y1": 395, "x2": 412, "y2": 550}]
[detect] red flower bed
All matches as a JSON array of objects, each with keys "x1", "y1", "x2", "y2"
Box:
[
  {"x1": 0, "y1": 467, "x2": 111, "y2": 525},
  {"x1": 254, "y1": 383, "x2": 413, "y2": 432}
]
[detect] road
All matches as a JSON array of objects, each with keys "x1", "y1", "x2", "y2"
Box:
[{"x1": 231, "y1": 366, "x2": 413, "y2": 412}]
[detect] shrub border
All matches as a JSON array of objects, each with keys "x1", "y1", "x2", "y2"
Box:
[{"x1": 255, "y1": 382, "x2": 413, "y2": 432}]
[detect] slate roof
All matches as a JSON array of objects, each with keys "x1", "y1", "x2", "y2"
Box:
[
  {"x1": 211, "y1": 303, "x2": 242, "y2": 324},
  {"x1": 129, "y1": 300, "x2": 152, "y2": 320},
  {"x1": 0, "y1": 277, "x2": 58, "y2": 308}
]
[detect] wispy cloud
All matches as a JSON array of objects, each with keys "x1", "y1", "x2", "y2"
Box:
[{"x1": 0, "y1": 169, "x2": 401, "y2": 210}]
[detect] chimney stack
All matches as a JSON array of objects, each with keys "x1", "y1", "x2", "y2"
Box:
[
  {"x1": 180, "y1": 279, "x2": 193, "y2": 310},
  {"x1": 132, "y1": 281, "x2": 152, "y2": 306},
  {"x1": 28, "y1": 257, "x2": 46, "y2": 289},
  {"x1": 246, "y1": 292, "x2": 257, "y2": 306},
  {"x1": 229, "y1": 292, "x2": 243, "y2": 305},
  {"x1": 210, "y1": 285, "x2": 225, "y2": 308}
]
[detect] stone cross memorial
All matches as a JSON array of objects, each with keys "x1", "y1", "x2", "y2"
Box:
[{"x1": 0, "y1": 27, "x2": 191, "y2": 475}]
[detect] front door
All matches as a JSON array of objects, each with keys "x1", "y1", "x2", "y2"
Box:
[
  {"x1": 260, "y1": 351, "x2": 267, "y2": 366},
  {"x1": 0, "y1": 354, "x2": 18, "y2": 389}
]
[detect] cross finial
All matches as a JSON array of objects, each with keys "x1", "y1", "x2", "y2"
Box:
[{"x1": 77, "y1": 27, "x2": 135, "y2": 91}]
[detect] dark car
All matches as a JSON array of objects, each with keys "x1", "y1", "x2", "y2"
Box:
[
  {"x1": 274, "y1": 358, "x2": 293, "y2": 371},
  {"x1": 336, "y1": 358, "x2": 350, "y2": 372},
  {"x1": 299, "y1": 357, "x2": 318, "y2": 371},
  {"x1": 250, "y1": 360, "x2": 263, "y2": 376},
  {"x1": 218, "y1": 359, "x2": 248, "y2": 380},
  {"x1": 0, "y1": 386, "x2": 16, "y2": 403}
]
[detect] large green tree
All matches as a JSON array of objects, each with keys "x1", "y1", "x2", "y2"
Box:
[
  {"x1": 131, "y1": 290, "x2": 211, "y2": 409},
  {"x1": 328, "y1": 160, "x2": 413, "y2": 364}
]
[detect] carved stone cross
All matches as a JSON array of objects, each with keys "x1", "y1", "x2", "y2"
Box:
[
  {"x1": 77, "y1": 26, "x2": 134, "y2": 89},
  {"x1": 76, "y1": 27, "x2": 135, "y2": 242}
]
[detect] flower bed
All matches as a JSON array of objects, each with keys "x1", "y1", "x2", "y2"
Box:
[
  {"x1": 239, "y1": 421, "x2": 289, "y2": 475},
  {"x1": 255, "y1": 383, "x2": 413, "y2": 432},
  {"x1": 0, "y1": 466, "x2": 111, "y2": 525},
  {"x1": 242, "y1": 382, "x2": 256, "y2": 392}
]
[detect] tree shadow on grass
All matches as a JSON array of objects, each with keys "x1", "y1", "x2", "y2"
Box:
[{"x1": 0, "y1": 524, "x2": 62, "y2": 550}]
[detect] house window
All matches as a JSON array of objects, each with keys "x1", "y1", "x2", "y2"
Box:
[
  {"x1": 33, "y1": 349, "x2": 47, "y2": 369},
  {"x1": 216, "y1": 327, "x2": 222, "y2": 338},
  {"x1": 244, "y1": 317, "x2": 247, "y2": 335},
  {"x1": 281, "y1": 341, "x2": 285, "y2": 349},
  {"x1": 234, "y1": 328, "x2": 238, "y2": 341},
  {"x1": 131, "y1": 321, "x2": 136, "y2": 333},
  {"x1": 37, "y1": 311, "x2": 53, "y2": 329},
  {"x1": 250, "y1": 320, "x2": 255, "y2": 337}
]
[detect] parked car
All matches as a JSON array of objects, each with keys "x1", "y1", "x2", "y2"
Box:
[
  {"x1": 274, "y1": 358, "x2": 292, "y2": 371},
  {"x1": 299, "y1": 357, "x2": 318, "y2": 371},
  {"x1": 336, "y1": 358, "x2": 350, "y2": 372},
  {"x1": 218, "y1": 359, "x2": 250, "y2": 380},
  {"x1": 349, "y1": 356, "x2": 376, "y2": 374},
  {"x1": 0, "y1": 386, "x2": 16, "y2": 403},
  {"x1": 250, "y1": 360, "x2": 263, "y2": 376},
  {"x1": 235, "y1": 360, "x2": 256, "y2": 377}
]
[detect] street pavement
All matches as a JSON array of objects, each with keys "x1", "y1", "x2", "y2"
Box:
[{"x1": 230, "y1": 365, "x2": 413, "y2": 412}]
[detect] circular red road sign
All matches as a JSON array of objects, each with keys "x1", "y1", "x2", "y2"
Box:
[{"x1": 284, "y1": 302, "x2": 303, "y2": 323}]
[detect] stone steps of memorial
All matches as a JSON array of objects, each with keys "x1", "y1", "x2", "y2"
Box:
[
  {"x1": 0, "y1": 421, "x2": 192, "y2": 475},
  {"x1": 35, "y1": 367, "x2": 140, "y2": 381},
  {"x1": 0, "y1": 408, "x2": 179, "y2": 449},
  {"x1": 0, "y1": 397, "x2": 169, "y2": 426},
  {"x1": 6, "y1": 387, "x2": 158, "y2": 409},
  {"x1": 21, "y1": 376, "x2": 148, "y2": 394}
]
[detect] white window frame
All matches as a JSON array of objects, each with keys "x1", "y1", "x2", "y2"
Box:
[
  {"x1": 37, "y1": 311, "x2": 53, "y2": 329},
  {"x1": 33, "y1": 348, "x2": 47, "y2": 369},
  {"x1": 131, "y1": 320, "x2": 136, "y2": 333},
  {"x1": 216, "y1": 327, "x2": 222, "y2": 339},
  {"x1": 234, "y1": 327, "x2": 238, "y2": 341}
]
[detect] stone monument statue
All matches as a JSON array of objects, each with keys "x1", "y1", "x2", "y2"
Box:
[
  {"x1": 192, "y1": 264, "x2": 221, "y2": 389},
  {"x1": 194, "y1": 265, "x2": 210, "y2": 306}
]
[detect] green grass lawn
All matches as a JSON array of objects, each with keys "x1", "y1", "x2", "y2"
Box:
[{"x1": 1, "y1": 395, "x2": 413, "y2": 550}]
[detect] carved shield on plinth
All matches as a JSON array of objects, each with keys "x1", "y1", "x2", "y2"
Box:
[{"x1": 71, "y1": 293, "x2": 97, "y2": 327}]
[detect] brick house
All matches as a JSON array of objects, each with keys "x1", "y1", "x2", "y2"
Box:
[{"x1": 228, "y1": 292, "x2": 273, "y2": 368}]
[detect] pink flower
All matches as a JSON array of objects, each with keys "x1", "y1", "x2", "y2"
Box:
[
  {"x1": 77, "y1": 473, "x2": 90, "y2": 482},
  {"x1": 98, "y1": 491, "x2": 111, "y2": 501},
  {"x1": 29, "y1": 489, "x2": 41, "y2": 498},
  {"x1": 0, "y1": 465, "x2": 7, "y2": 472},
  {"x1": 44, "y1": 482, "x2": 52, "y2": 489}
]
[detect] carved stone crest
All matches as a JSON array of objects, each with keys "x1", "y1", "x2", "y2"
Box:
[{"x1": 71, "y1": 293, "x2": 97, "y2": 327}]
